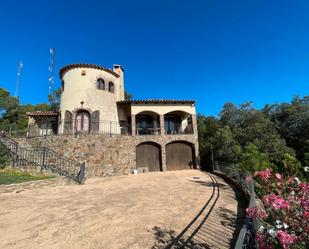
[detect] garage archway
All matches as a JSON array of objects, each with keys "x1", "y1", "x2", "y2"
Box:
[
  {"x1": 136, "y1": 142, "x2": 162, "y2": 172},
  {"x1": 166, "y1": 141, "x2": 195, "y2": 171}
]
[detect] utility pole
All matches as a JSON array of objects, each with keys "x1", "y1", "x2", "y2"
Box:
[
  {"x1": 48, "y1": 48, "x2": 55, "y2": 95},
  {"x1": 15, "y1": 60, "x2": 23, "y2": 103}
]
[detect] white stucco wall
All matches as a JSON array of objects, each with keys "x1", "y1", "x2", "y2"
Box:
[
  {"x1": 60, "y1": 67, "x2": 124, "y2": 124},
  {"x1": 130, "y1": 103, "x2": 196, "y2": 115}
]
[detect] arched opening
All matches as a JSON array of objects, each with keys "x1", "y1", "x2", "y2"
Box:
[
  {"x1": 135, "y1": 111, "x2": 160, "y2": 135},
  {"x1": 166, "y1": 141, "x2": 195, "y2": 171},
  {"x1": 136, "y1": 142, "x2": 162, "y2": 172},
  {"x1": 75, "y1": 110, "x2": 90, "y2": 133},
  {"x1": 164, "y1": 111, "x2": 193, "y2": 135},
  {"x1": 108, "y1": 82, "x2": 114, "y2": 93},
  {"x1": 97, "y1": 78, "x2": 105, "y2": 90}
]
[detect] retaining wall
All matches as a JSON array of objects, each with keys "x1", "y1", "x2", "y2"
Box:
[{"x1": 15, "y1": 134, "x2": 199, "y2": 177}]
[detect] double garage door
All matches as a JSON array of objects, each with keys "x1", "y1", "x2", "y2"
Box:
[{"x1": 136, "y1": 141, "x2": 195, "y2": 172}]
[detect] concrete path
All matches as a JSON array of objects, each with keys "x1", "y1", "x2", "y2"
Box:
[{"x1": 0, "y1": 170, "x2": 245, "y2": 249}]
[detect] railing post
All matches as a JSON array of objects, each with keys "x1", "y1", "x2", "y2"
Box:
[
  {"x1": 77, "y1": 162, "x2": 86, "y2": 184},
  {"x1": 110, "y1": 121, "x2": 112, "y2": 137},
  {"x1": 41, "y1": 147, "x2": 47, "y2": 172},
  {"x1": 13, "y1": 143, "x2": 18, "y2": 168}
]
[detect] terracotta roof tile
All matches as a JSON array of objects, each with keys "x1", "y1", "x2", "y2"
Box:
[
  {"x1": 59, "y1": 64, "x2": 119, "y2": 80},
  {"x1": 117, "y1": 99, "x2": 195, "y2": 104},
  {"x1": 27, "y1": 111, "x2": 59, "y2": 116}
]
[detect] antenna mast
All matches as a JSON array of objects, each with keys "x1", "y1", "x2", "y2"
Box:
[
  {"x1": 49, "y1": 48, "x2": 55, "y2": 94},
  {"x1": 15, "y1": 60, "x2": 23, "y2": 101}
]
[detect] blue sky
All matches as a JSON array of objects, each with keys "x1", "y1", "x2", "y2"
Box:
[{"x1": 0, "y1": 0, "x2": 308, "y2": 116}]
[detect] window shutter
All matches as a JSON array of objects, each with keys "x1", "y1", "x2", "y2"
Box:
[
  {"x1": 91, "y1": 110, "x2": 100, "y2": 133},
  {"x1": 64, "y1": 111, "x2": 72, "y2": 133}
]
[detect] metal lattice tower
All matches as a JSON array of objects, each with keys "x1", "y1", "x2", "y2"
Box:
[
  {"x1": 15, "y1": 60, "x2": 23, "y2": 101},
  {"x1": 49, "y1": 48, "x2": 55, "y2": 94}
]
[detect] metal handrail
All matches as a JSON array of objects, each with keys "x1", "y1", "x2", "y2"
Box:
[
  {"x1": 0, "y1": 131, "x2": 86, "y2": 184},
  {"x1": 212, "y1": 161, "x2": 258, "y2": 249}
]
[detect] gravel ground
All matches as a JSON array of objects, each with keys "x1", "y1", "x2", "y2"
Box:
[{"x1": 0, "y1": 170, "x2": 244, "y2": 249}]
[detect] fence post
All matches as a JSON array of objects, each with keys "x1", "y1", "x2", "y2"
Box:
[
  {"x1": 13, "y1": 143, "x2": 18, "y2": 168},
  {"x1": 110, "y1": 121, "x2": 112, "y2": 137},
  {"x1": 77, "y1": 162, "x2": 86, "y2": 184},
  {"x1": 41, "y1": 147, "x2": 47, "y2": 172}
]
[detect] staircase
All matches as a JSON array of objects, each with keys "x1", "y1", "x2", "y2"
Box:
[{"x1": 0, "y1": 131, "x2": 85, "y2": 184}]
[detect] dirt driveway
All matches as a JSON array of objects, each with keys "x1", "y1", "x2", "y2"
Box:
[{"x1": 0, "y1": 170, "x2": 244, "y2": 249}]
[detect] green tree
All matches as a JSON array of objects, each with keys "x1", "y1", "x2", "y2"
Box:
[
  {"x1": 236, "y1": 143, "x2": 270, "y2": 173},
  {"x1": 263, "y1": 96, "x2": 309, "y2": 165},
  {"x1": 48, "y1": 87, "x2": 62, "y2": 111},
  {"x1": 0, "y1": 88, "x2": 50, "y2": 134},
  {"x1": 124, "y1": 91, "x2": 133, "y2": 100}
]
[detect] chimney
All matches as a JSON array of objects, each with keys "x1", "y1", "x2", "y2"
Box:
[
  {"x1": 113, "y1": 64, "x2": 124, "y2": 74},
  {"x1": 113, "y1": 64, "x2": 125, "y2": 101}
]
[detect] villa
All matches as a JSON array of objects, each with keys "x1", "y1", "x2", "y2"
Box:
[{"x1": 25, "y1": 64, "x2": 199, "y2": 177}]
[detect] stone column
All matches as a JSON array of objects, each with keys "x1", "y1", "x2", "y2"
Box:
[
  {"x1": 131, "y1": 115, "x2": 136, "y2": 136},
  {"x1": 153, "y1": 116, "x2": 158, "y2": 135},
  {"x1": 192, "y1": 114, "x2": 198, "y2": 139},
  {"x1": 159, "y1": 115, "x2": 165, "y2": 135},
  {"x1": 161, "y1": 144, "x2": 167, "y2": 171}
]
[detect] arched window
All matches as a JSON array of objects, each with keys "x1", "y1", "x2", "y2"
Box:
[
  {"x1": 97, "y1": 78, "x2": 105, "y2": 90},
  {"x1": 108, "y1": 82, "x2": 114, "y2": 93}
]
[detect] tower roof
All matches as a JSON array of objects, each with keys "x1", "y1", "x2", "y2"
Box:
[{"x1": 59, "y1": 63, "x2": 120, "y2": 80}]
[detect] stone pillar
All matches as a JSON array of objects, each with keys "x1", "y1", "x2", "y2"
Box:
[
  {"x1": 159, "y1": 115, "x2": 165, "y2": 135},
  {"x1": 192, "y1": 114, "x2": 198, "y2": 139},
  {"x1": 161, "y1": 144, "x2": 167, "y2": 171},
  {"x1": 153, "y1": 116, "x2": 158, "y2": 135},
  {"x1": 131, "y1": 115, "x2": 136, "y2": 136}
]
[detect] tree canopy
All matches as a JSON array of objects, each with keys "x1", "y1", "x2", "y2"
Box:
[
  {"x1": 0, "y1": 88, "x2": 50, "y2": 134},
  {"x1": 198, "y1": 96, "x2": 309, "y2": 173}
]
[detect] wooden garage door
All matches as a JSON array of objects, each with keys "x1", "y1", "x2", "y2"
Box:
[
  {"x1": 166, "y1": 142, "x2": 195, "y2": 171},
  {"x1": 136, "y1": 143, "x2": 161, "y2": 172}
]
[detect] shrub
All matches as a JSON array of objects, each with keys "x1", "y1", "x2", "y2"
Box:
[{"x1": 249, "y1": 169, "x2": 309, "y2": 249}]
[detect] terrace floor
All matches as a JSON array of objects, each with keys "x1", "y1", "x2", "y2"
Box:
[{"x1": 0, "y1": 170, "x2": 246, "y2": 249}]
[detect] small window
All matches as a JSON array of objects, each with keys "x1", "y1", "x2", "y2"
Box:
[
  {"x1": 108, "y1": 82, "x2": 114, "y2": 93},
  {"x1": 81, "y1": 70, "x2": 86, "y2": 76},
  {"x1": 97, "y1": 78, "x2": 105, "y2": 90}
]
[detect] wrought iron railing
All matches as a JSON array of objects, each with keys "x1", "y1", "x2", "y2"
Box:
[
  {"x1": 212, "y1": 162, "x2": 258, "y2": 249},
  {"x1": 27, "y1": 120, "x2": 131, "y2": 137},
  {"x1": 136, "y1": 127, "x2": 161, "y2": 135},
  {"x1": 164, "y1": 122, "x2": 193, "y2": 135},
  {"x1": 0, "y1": 131, "x2": 85, "y2": 183}
]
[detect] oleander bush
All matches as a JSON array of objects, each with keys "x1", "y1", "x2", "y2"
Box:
[{"x1": 246, "y1": 168, "x2": 309, "y2": 249}]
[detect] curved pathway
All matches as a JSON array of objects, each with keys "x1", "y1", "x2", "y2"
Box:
[{"x1": 0, "y1": 170, "x2": 245, "y2": 249}]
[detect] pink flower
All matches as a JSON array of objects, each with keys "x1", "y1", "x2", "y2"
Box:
[
  {"x1": 246, "y1": 207, "x2": 267, "y2": 220},
  {"x1": 255, "y1": 168, "x2": 272, "y2": 182},
  {"x1": 275, "y1": 173, "x2": 282, "y2": 180},
  {"x1": 304, "y1": 211, "x2": 309, "y2": 221},
  {"x1": 263, "y1": 194, "x2": 290, "y2": 210},
  {"x1": 257, "y1": 233, "x2": 274, "y2": 249},
  {"x1": 288, "y1": 177, "x2": 294, "y2": 184},
  {"x1": 299, "y1": 182, "x2": 309, "y2": 194},
  {"x1": 277, "y1": 230, "x2": 297, "y2": 248}
]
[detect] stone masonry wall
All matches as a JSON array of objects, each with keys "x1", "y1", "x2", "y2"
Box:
[{"x1": 16, "y1": 134, "x2": 199, "y2": 178}]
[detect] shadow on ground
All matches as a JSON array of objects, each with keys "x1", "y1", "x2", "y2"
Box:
[
  {"x1": 152, "y1": 174, "x2": 247, "y2": 249},
  {"x1": 151, "y1": 226, "x2": 212, "y2": 249},
  {"x1": 189, "y1": 180, "x2": 230, "y2": 190}
]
